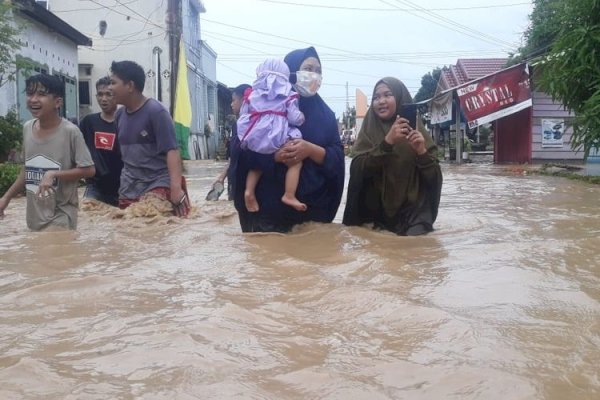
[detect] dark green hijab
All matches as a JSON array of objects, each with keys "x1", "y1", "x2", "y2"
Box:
[
  {"x1": 347, "y1": 77, "x2": 437, "y2": 220},
  {"x1": 353, "y1": 77, "x2": 432, "y2": 157}
]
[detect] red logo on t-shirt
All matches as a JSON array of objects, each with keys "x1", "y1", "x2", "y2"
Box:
[{"x1": 95, "y1": 131, "x2": 116, "y2": 150}]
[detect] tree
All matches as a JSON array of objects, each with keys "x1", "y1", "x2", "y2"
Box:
[
  {"x1": 0, "y1": 3, "x2": 23, "y2": 88},
  {"x1": 507, "y1": 0, "x2": 564, "y2": 65},
  {"x1": 0, "y1": 110, "x2": 22, "y2": 161},
  {"x1": 342, "y1": 106, "x2": 356, "y2": 130},
  {"x1": 414, "y1": 67, "x2": 442, "y2": 102},
  {"x1": 535, "y1": 0, "x2": 600, "y2": 156}
]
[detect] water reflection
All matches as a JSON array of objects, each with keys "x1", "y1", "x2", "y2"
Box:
[{"x1": 0, "y1": 160, "x2": 599, "y2": 399}]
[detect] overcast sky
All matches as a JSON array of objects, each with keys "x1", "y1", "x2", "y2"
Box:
[{"x1": 201, "y1": 0, "x2": 533, "y2": 117}]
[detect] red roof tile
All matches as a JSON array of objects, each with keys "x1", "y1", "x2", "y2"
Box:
[{"x1": 438, "y1": 58, "x2": 508, "y2": 92}]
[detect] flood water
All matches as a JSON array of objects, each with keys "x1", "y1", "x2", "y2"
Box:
[{"x1": 1, "y1": 160, "x2": 599, "y2": 399}]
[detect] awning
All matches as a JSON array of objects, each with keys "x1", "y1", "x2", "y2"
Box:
[
  {"x1": 456, "y1": 63, "x2": 532, "y2": 129},
  {"x1": 427, "y1": 63, "x2": 532, "y2": 129}
]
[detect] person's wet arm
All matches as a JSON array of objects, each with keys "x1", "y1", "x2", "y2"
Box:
[
  {"x1": 166, "y1": 149, "x2": 184, "y2": 201},
  {"x1": 0, "y1": 169, "x2": 25, "y2": 217},
  {"x1": 37, "y1": 166, "x2": 96, "y2": 197}
]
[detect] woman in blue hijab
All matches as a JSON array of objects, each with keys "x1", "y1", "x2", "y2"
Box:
[{"x1": 232, "y1": 47, "x2": 345, "y2": 233}]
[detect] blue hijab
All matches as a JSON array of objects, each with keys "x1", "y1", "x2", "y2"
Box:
[
  {"x1": 233, "y1": 47, "x2": 345, "y2": 232},
  {"x1": 284, "y1": 47, "x2": 334, "y2": 149}
]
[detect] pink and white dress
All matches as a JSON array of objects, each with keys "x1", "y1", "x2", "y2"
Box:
[{"x1": 237, "y1": 58, "x2": 304, "y2": 154}]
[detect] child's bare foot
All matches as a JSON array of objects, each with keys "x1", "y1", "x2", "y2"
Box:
[
  {"x1": 282, "y1": 194, "x2": 307, "y2": 212},
  {"x1": 245, "y1": 190, "x2": 259, "y2": 212}
]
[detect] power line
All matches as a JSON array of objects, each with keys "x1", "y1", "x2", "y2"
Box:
[
  {"x1": 216, "y1": 61, "x2": 254, "y2": 80},
  {"x1": 217, "y1": 49, "x2": 508, "y2": 58},
  {"x1": 50, "y1": 0, "x2": 139, "y2": 13},
  {"x1": 86, "y1": 1, "x2": 165, "y2": 52},
  {"x1": 393, "y1": 0, "x2": 516, "y2": 47},
  {"x1": 255, "y1": 0, "x2": 531, "y2": 12},
  {"x1": 113, "y1": 0, "x2": 165, "y2": 31},
  {"x1": 203, "y1": 30, "x2": 288, "y2": 54},
  {"x1": 86, "y1": 0, "x2": 166, "y2": 33},
  {"x1": 202, "y1": 18, "x2": 444, "y2": 67},
  {"x1": 215, "y1": 52, "x2": 508, "y2": 62},
  {"x1": 377, "y1": 0, "x2": 515, "y2": 49}
]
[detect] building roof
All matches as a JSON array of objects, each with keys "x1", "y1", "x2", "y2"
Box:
[
  {"x1": 15, "y1": 0, "x2": 92, "y2": 46},
  {"x1": 438, "y1": 58, "x2": 507, "y2": 92}
]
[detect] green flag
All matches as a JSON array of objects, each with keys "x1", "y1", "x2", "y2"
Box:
[{"x1": 174, "y1": 39, "x2": 192, "y2": 159}]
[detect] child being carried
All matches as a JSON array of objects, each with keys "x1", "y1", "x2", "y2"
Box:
[{"x1": 237, "y1": 58, "x2": 306, "y2": 212}]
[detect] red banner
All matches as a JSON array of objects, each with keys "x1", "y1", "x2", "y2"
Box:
[{"x1": 457, "y1": 63, "x2": 532, "y2": 129}]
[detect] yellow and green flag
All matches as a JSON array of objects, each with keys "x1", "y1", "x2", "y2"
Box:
[{"x1": 174, "y1": 39, "x2": 192, "y2": 159}]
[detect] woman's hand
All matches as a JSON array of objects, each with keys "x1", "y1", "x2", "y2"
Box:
[
  {"x1": 406, "y1": 129, "x2": 428, "y2": 155},
  {"x1": 384, "y1": 116, "x2": 427, "y2": 155},
  {"x1": 274, "y1": 146, "x2": 295, "y2": 166},
  {"x1": 384, "y1": 116, "x2": 411, "y2": 145},
  {"x1": 285, "y1": 139, "x2": 312, "y2": 161},
  {"x1": 276, "y1": 139, "x2": 318, "y2": 166}
]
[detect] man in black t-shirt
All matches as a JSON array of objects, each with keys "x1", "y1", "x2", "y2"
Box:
[{"x1": 80, "y1": 76, "x2": 123, "y2": 206}]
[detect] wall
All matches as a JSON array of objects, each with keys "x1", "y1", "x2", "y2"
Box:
[
  {"x1": 531, "y1": 90, "x2": 584, "y2": 162},
  {"x1": 0, "y1": 14, "x2": 79, "y2": 121},
  {"x1": 49, "y1": 0, "x2": 171, "y2": 115},
  {"x1": 495, "y1": 107, "x2": 531, "y2": 164},
  {"x1": 179, "y1": 0, "x2": 218, "y2": 159}
]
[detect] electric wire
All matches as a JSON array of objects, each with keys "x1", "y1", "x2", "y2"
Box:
[
  {"x1": 255, "y1": 0, "x2": 531, "y2": 12},
  {"x1": 378, "y1": 0, "x2": 515, "y2": 49},
  {"x1": 393, "y1": 0, "x2": 516, "y2": 47}
]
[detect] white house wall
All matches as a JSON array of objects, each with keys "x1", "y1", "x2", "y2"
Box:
[
  {"x1": 0, "y1": 14, "x2": 78, "y2": 118},
  {"x1": 49, "y1": 0, "x2": 171, "y2": 116}
]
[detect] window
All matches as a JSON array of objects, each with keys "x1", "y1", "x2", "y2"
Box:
[{"x1": 79, "y1": 81, "x2": 91, "y2": 106}]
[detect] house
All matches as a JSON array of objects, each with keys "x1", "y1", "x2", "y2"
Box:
[
  {"x1": 438, "y1": 58, "x2": 508, "y2": 91},
  {"x1": 432, "y1": 59, "x2": 508, "y2": 161},
  {"x1": 181, "y1": 0, "x2": 219, "y2": 160},
  {"x1": 0, "y1": 0, "x2": 91, "y2": 122},
  {"x1": 48, "y1": 0, "x2": 219, "y2": 159},
  {"x1": 431, "y1": 58, "x2": 584, "y2": 164}
]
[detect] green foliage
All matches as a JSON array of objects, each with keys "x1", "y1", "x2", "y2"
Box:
[
  {"x1": 507, "y1": 0, "x2": 564, "y2": 65},
  {"x1": 536, "y1": 0, "x2": 600, "y2": 157},
  {"x1": 0, "y1": 162, "x2": 21, "y2": 195},
  {"x1": 343, "y1": 145, "x2": 354, "y2": 158},
  {"x1": 463, "y1": 137, "x2": 473, "y2": 152},
  {"x1": 342, "y1": 106, "x2": 356, "y2": 129},
  {"x1": 0, "y1": 110, "x2": 23, "y2": 161},
  {"x1": 0, "y1": 3, "x2": 24, "y2": 88},
  {"x1": 414, "y1": 68, "x2": 442, "y2": 102}
]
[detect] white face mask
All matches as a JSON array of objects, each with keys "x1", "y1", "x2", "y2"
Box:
[{"x1": 294, "y1": 70, "x2": 322, "y2": 97}]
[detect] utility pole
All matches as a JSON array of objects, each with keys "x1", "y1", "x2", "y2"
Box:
[
  {"x1": 345, "y1": 81, "x2": 349, "y2": 129},
  {"x1": 166, "y1": 0, "x2": 180, "y2": 115},
  {"x1": 455, "y1": 94, "x2": 462, "y2": 164}
]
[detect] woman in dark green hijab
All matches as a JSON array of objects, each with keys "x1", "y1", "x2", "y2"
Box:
[{"x1": 342, "y1": 77, "x2": 442, "y2": 236}]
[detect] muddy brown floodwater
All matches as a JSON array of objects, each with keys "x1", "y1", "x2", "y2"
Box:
[{"x1": 1, "y1": 160, "x2": 599, "y2": 399}]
